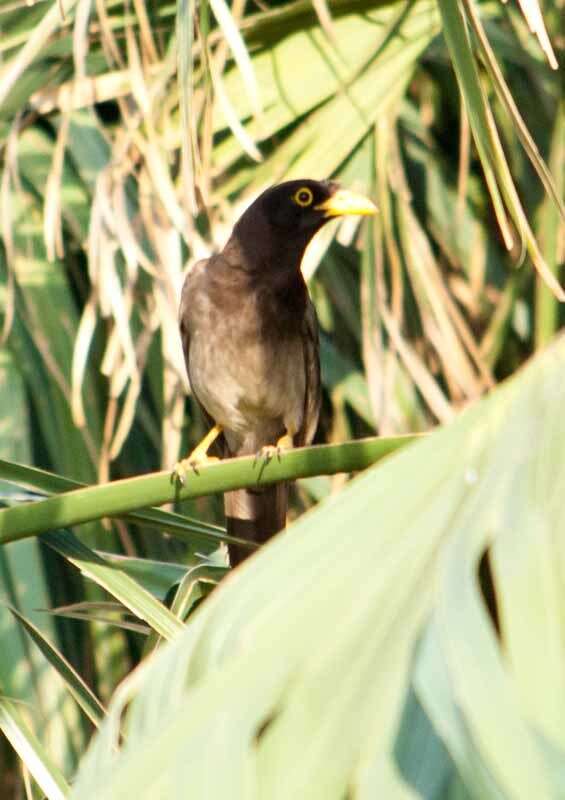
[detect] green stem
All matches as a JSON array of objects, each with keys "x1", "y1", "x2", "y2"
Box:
[
  {"x1": 0, "y1": 435, "x2": 419, "y2": 545},
  {"x1": 0, "y1": 458, "x2": 228, "y2": 546}
]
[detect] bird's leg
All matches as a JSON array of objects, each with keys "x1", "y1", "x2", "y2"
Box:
[
  {"x1": 173, "y1": 423, "x2": 223, "y2": 483},
  {"x1": 257, "y1": 430, "x2": 294, "y2": 466}
]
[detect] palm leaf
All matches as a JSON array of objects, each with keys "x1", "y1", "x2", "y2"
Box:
[{"x1": 67, "y1": 332, "x2": 565, "y2": 799}]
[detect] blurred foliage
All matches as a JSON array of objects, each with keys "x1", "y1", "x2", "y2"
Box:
[
  {"x1": 67, "y1": 332, "x2": 565, "y2": 800},
  {"x1": 0, "y1": 0, "x2": 563, "y2": 796}
]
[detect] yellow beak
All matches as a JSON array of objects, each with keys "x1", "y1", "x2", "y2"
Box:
[{"x1": 315, "y1": 188, "x2": 377, "y2": 218}]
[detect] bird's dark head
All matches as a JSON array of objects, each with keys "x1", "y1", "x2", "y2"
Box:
[
  {"x1": 258, "y1": 179, "x2": 377, "y2": 233},
  {"x1": 228, "y1": 179, "x2": 377, "y2": 275}
]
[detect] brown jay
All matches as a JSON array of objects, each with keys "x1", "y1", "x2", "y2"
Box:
[{"x1": 177, "y1": 179, "x2": 376, "y2": 566}]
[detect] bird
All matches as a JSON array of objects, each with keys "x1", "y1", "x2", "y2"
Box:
[{"x1": 177, "y1": 179, "x2": 377, "y2": 566}]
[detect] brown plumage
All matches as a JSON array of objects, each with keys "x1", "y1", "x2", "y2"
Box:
[{"x1": 179, "y1": 179, "x2": 376, "y2": 566}]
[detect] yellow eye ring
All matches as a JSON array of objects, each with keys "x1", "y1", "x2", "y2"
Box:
[{"x1": 293, "y1": 187, "x2": 314, "y2": 207}]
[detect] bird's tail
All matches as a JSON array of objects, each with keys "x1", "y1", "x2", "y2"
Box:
[{"x1": 225, "y1": 483, "x2": 288, "y2": 567}]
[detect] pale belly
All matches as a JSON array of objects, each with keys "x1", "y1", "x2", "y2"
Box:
[{"x1": 188, "y1": 324, "x2": 306, "y2": 454}]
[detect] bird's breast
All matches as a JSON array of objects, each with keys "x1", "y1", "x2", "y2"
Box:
[{"x1": 187, "y1": 282, "x2": 307, "y2": 451}]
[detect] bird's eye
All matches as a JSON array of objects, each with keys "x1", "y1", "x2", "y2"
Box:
[{"x1": 293, "y1": 187, "x2": 314, "y2": 207}]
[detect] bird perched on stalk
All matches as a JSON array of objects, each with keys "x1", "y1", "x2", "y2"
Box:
[{"x1": 177, "y1": 179, "x2": 376, "y2": 566}]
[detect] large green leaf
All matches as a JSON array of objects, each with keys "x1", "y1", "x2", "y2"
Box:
[{"x1": 67, "y1": 334, "x2": 565, "y2": 798}]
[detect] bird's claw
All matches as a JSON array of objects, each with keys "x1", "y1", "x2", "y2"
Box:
[
  {"x1": 172, "y1": 452, "x2": 219, "y2": 485},
  {"x1": 255, "y1": 444, "x2": 282, "y2": 467},
  {"x1": 171, "y1": 459, "x2": 192, "y2": 486},
  {"x1": 254, "y1": 433, "x2": 294, "y2": 471}
]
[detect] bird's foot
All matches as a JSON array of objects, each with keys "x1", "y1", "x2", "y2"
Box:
[
  {"x1": 173, "y1": 451, "x2": 220, "y2": 484},
  {"x1": 172, "y1": 424, "x2": 223, "y2": 484},
  {"x1": 255, "y1": 433, "x2": 294, "y2": 466}
]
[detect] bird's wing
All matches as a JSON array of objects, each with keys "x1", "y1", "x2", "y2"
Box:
[
  {"x1": 178, "y1": 258, "x2": 208, "y2": 370},
  {"x1": 179, "y1": 258, "x2": 225, "y2": 449},
  {"x1": 296, "y1": 297, "x2": 321, "y2": 447}
]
